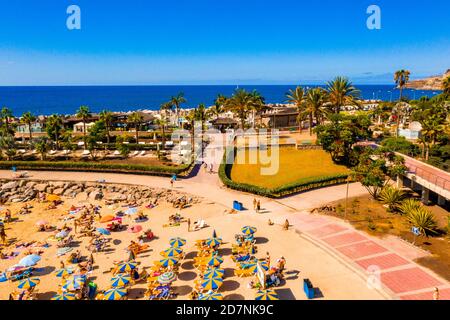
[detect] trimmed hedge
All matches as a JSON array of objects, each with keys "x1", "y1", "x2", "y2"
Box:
[
  {"x1": 219, "y1": 148, "x2": 349, "y2": 198},
  {"x1": 0, "y1": 160, "x2": 192, "y2": 177}
]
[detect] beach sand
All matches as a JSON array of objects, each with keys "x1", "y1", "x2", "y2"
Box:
[{"x1": 0, "y1": 193, "x2": 387, "y2": 300}]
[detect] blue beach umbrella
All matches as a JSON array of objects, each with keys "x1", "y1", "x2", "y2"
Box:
[
  {"x1": 18, "y1": 254, "x2": 41, "y2": 267},
  {"x1": 241, "y1": 226, "x2": 257, "y2": 235},
  {"x1": 55, "y1": 267, "x2": 74, "y2": 278},
  {"x1": 205, "y1": 237, "x2": 222, "y2": 247},
  {"x1": 103, "y1": 287, "x2": 127, "y2": 300},
  {"x1": 201, "y1": 277, "x2": 223, "y2": 291},
  {"x1": 17, "y1": 277, "x2": 40, "y2": 289},
  {"x1": 117, "y1": 261, "x2": 138, "y2": 273},
  {"x1": 203, "y1": 268, "x2": 225, "y2": 279},
  {"x1": 157, "y1": 272, "x2": 177, "y2": 284},
  {"x1": 96, "y1": 227, "x2": 111, "y2": 235},
  {"x1": 207, "y1": 256, "x2": 224, "y2": 267},
  {"x1": 255, "y1": 289, "x2": 279, "y2": 300},
  {"x1": 63, "y1": 275, "x2": 86, "y2": 291},
  {"x1": 110, "y1": 274, "x2": 132, "y2": 287},
  {"x1": 125, "y1": 207, "x2": 138, "y2": 215},
  {"x1": 160, "y1": 247, "x2": 183, "y2": 257},
  {"x1": 51, "y1": 292, "x2": 77, "y2": 300},
  {"x1": 159, "y1": 257, "x2": 179, "y2": 267},
  {"x1": 199, "y1": 292, "x2": 223, "y2": 300},
  {"x1": 169, "y1": 237, "x2": 186, "y2": 248}
]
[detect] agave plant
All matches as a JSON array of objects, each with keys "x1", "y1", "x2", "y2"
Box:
[
  {"x1": 379, "y1": 186, "x2": 406, "y2": 212},
  {"x1": 398, "y1": 198, "x2": 422, "y2": 215},
  {"x1": 406, "y1": 207, "x2": 438, "y2": 237}
]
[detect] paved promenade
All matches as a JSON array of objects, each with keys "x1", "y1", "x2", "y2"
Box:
[{"x1": 1, "y1": 135, "x2": 449, "y2": 299}]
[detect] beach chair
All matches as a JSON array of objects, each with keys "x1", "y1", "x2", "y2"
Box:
[
  {"x1": 131, "y1": 151, "x2": 139, "y2": 157},
  {"x1": 48, "y1": 150, "x2": 57, "y2": 156},
  {"x1": 139, "y1": 150, "x2": 146, "y2": 156},
  {"x1": 113, "y1": 150, "x2": 121, "y2": 156}
]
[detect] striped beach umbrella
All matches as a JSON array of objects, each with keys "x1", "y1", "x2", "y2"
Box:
[
  {"x1": 203, "y1": 268, "x2": 225, "y2": 279},
  {"x1": 17, "y1": 277, "x2": 40, "y2": 289},
  {"x1": 207, "y1": 256, "x2": 224, "y2": 267},
  {"x1": 241, "y1": 260, "x2": 269, "y2": 273},
  {"x1": 160, "y1": 247, "x2": 183, "y2": 257},
  {"x1": 255, "y1": 289, "x2": 279, "y2": 301},
  {"x1": 241, "y1": 226, "x2": 257, "y2": 235},
  {"x1": 157, "y1": 272, "x2": 177, "y2": 284},
  {"x1": 169, "y1": 237, "x2": 186, "y2": 248},
  {"x1": 55, "y1": 267, "x2": 74, "y2": 278},
  {"x1": 199, "y1": 292, "x2": 223, "y2": 300},
  {"x1": 159, "y1": 257, "x2": 179, "y2": 267},
  {"x1": 62, "y1": 275, "x2": 86, "y2": 291},
  {"x1": 110, "y1": 274, "x2": 132, "y2": 287},
  {"x1": 103, "y1": 287, "x2": 127, "y2": 300},
  {"x1": 51, "y1": 292, "x2": 77, "y2": 300},
  {"x1": 201, "y1": 277, "x2": 223, "y2": 291},
  {"x1": 117, "y1": 261, "x2": 137, "y2": 273},
  {"x1": 205, "y1": 237, "x2": 222, "y2": 247}
]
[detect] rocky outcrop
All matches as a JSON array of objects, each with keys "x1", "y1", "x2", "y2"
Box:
[
  {"x1": 405, "y1": 69, "x2": 450, "y2": 91},
  {"x1": 0, "y1": 179, "x2": 202, "y2": 205}
]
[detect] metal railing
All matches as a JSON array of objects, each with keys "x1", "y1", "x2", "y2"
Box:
[{"x1": 406, "y1": 163, "x2": 450, "y2": 191}]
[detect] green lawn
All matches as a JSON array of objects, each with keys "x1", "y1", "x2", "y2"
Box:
[{"x1": 230, "y1": 148, "x2": 350, "y2": 189}]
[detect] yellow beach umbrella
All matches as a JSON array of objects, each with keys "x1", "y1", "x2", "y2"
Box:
[{"x1": 255, "y1": 289, "x2": 279, "y2": 300}]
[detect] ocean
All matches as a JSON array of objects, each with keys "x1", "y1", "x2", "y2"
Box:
[{"x1": 0, "y1": 85, "x2": 442, "y2": 116}]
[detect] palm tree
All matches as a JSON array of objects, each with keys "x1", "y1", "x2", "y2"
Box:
[
  {"x1": 224, "y1": 89, "x2": 264, "y2": 129},
  {"x1": 209, "y1": 95, "x2": 226, "y2": 120},
  {"x1": 99, "y1": 110, "x2": 114, "y2": 144},
  {"x1": 34, "y1": 137, "x2": 49, "y2": 161},
  {"x1": 421, "y1": 114, "x2": 446, "y2": 160},
  {"x1": 301, "y1": 88, "x2": 328, "y2": 135},
  {"x1": 127, "y1": 112, "x2": 144, "y2": 144},
  {"x1": 443, "y1": 75, "x2": 450, "y2": 96},
  {"x1": 155, "y1": 118, "x2": 168, "y2": 151},
  {"x1": 195, "y1": 103, "x2": 208, "y2": 133},
  {"x1": 21, "y1": 111, "x2": 36, "y2": 148},
  {"x1": 45, "y1": 114, "x2": 63, "y2": 149},
  {"x1": 326, "y1": 77, "x2": 361, "y2": 114},
  {"x1": 1, "y1": 107, "x2": 13, "y2": 134},
  {"x1": 171, "y1": 93, "x2": 187, "y2": 128},
  {"x1": 185, "y1": 109, "x2": 196, "y2": 154},
  {"x1": 286, "y1": 86, "x2": 306, "y2": 132},
  {"x1": 76, "y1": 105, "x2": 91, "y2": 149},
  {"x1": 394, "y1": 70, "x2": 411, "y2": 101}
]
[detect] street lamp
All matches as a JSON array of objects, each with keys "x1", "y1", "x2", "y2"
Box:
[{"x1": 344, "y1": 176, "x2": 352, "y2": 221}]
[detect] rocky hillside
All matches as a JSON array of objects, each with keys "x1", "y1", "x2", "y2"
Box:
[{"x1": 405, "y1": 69, "x2": 450, "y2": 91}]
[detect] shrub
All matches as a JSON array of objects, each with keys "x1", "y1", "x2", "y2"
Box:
[
  {"x1": 398, "y1": 198, "x2": 422, "y2": 215},
  {"x1": 379, "y1": 186, "x2": 407, "y2": 212},
  {"x1": 406, "y1": 206, "x2": 438, "y2": 237}
]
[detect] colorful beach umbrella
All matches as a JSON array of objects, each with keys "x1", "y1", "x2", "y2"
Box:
[
  {"x1": 159, "y1": 257, "x2": 179, "y2": 267},
  {"x1": 100, "y1": 215, "x2": 115, "y2": 223},
  {"x1": 56, "y1": 247, "x2": 73, "y2": 256},
  {"x1": 201, "y1": 277, "x2": 223, "y2": 291},
  {"x1": 255, "y1": 289, "x2": 279, "y2": 301},
  {"x1": 96, "y1": 227, "x2": 111, "y2": 235},
  {"x1": 110, "y1": 274, "x2": 132, "y2": 287},
  {"x1": 103, "y1": 287, "x2": 127, "y2": 300},
  {"x1": 205, "y1": 237, "x2": 222, "y2": 247},
  {"x1": 51, "y1": 292, "x2": 77, "y2": 300},
  {"x1": 199, "y1": 292, "x2": 223, "y2": 300},
  {"x1": 203, "y1": 268, "x2": 225, "y2": 279},
  {"x1": 157, "y1": 272, "x2": 177, "y2": 284},
  {"x1": 18, "y1": 254, "x2": 41, "y2": 267},
  {"x1": 241, "y1": 226, "x2": 257, "y2": 235},
  {"x1": 207, "y1": 256, "x2": 224, "y2": 267},
  {"x1": 117, "y1": 261, "x2": 137, "y2": 273},
  {"x1": 241, "y1": 261, "x2": 269, "y2": 273},
  {"x1": 160, "y1": 247, "x2": 183, "y2": 257},
  {"x1": 169, "y1": 237, "x2": 186, "y2": 248},
  {"x1": 128, "y1": 225, "x2": 142, "y2": 233},
  {"x1": 17, "y1": 277, "x2": 40, "y2": 289},
  {"x1": 63, "y1": 275, "x2": 86, "y2": 291},
  {"x1": 55, "y1": 267, "x2": 74, "y2": 278}
]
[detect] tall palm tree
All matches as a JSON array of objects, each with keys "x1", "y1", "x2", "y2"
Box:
[
  {"x1": 421, "y1": 114, "x2": 446, "y2": 160},
  {"x1": 76, "y1": 105, "x2": 91, "y2": 149},
  {"x1": 21, "y1": 111, "x2": 36, "y2": 148},
  {"x1": 45, "y1": 114, "x2": 63, "y2": 149},
  {"x1": 171, "y1": 93, "x2": 187, "y2": 128},
  {"x1": 1, "y1": 107, "x2": 13, "y2": 134},
  {"x1": 326, "y1": 77, "x2": 361, "y2": 114},
  {"x1": 224, "y1": 89, "x2": 264, "y2": 129},
  {"x1": 195, "y1": 104, "x2": 208, "y2": 133},
  {"x1": 99, "y1": 110, "x2": 114, "y2": 144},
  {"x1": 127, "y1": 112, "x2": 144, "y2": 144},
  {"x1": 155, "y1": 118, "x2": 168, "y2": 151},
  {"x1": 443, "y1": 75, "x2": 450, "y2": 96},
  {"x1": 301, "y1": 88, "x2": 328, "y2": 135},
  {"x1": 394, "y1": 70, "x2": 411, "y2": 101},
  {"x1": 286, "y1": 86, "x2": 306, "y2": 132},
  {"x1": 185, "y1": 109, "x2": 196, "y2": 153}
]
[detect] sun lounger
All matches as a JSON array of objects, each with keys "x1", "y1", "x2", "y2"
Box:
[
  {"x1": 48, "y1": 150, "x2": 57, "y2": 155},
  {"x1": 18, "y1": 149, "x2": 26, "y2": 154},
  {"x1": 62, "y1": 150, "x2": 71, "y2": 155},
  {"x1": 113, "y1": 150, "x2": 121, "y2": 156},
  {"x1": 131, "y1": 151, "x2": 139, "y2": 157},
  {"x1": 139, "y1": 150, "x2": 146, "y2": 156}
]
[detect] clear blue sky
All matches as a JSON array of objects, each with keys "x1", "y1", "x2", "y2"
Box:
[{"x1": 0, "y1": 0, "x2": 448, "y2": 85}]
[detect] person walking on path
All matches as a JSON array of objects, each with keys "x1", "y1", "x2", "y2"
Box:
[
  {"x1": 256, "y1": 200, "x2": 261, "y2": 213},
  {"x1": 170, "y1": 177, "x2": 174, "y2": 188},
  {"x1": 253, "y1": 198, "x2": 257, "y2": 211},
  {"x1": 209, "y1": 163, "x2": 213, "y2": 174},
  {"x1": 433, "y1": 287, "x2": 440, "y2": 300},
  {"x1": 283, "y1": 219, "x2": 289, "y2": 230},
  {"x1": 0, "y1": 224, "x2": 7, "y2": 245},
  {"x1": 187, "y1": 218, "x2": 191, "y2": 232}
]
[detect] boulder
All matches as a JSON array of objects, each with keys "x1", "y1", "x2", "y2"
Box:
[
  {"x1": 34, "y1": 183, "x2": 48, "y2": 192},
  {"x1": 89, "y1": 190, "x2": 103, "y2": 201},
  {"x1": 104, "y1": 192, "x2": 127, "y2": 201},
  {"x1": 1, "y1": 181, "x2": 19, "y2": 191},
  {"x1": 53, "y1": 188, "x2": 65, "y2": 196},
  {"x1": 75, "y1": 192, "x2": 89, "y2": 202}
]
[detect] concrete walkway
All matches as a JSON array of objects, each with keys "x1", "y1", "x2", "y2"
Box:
[{"x1": 1, "y1": 134, "x2": 449, "y2": 299}]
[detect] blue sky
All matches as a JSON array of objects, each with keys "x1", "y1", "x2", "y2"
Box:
[{"x1": 0, "y1": 0, "x2": 448, "y2": 85}]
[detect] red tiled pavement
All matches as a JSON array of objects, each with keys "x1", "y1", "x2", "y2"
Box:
[
  {"x1": 356, "y1": 253, "x2": 410, "y2": 270},
  {"x1": 400, "y1": 288, "x2": 450, "y2": 300},
  {"x1": 308, "y1": 224, "x2": 348, "y2": 238},
  {"x1": 381, "y1": 267, "x2": 443, "y2": 294},
  {"x1": 322, "y1": 232, "x2": 367, "y2": 247},
  {"x1": 337, "y1": 241, "x2": 387, "y2": 259}
]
